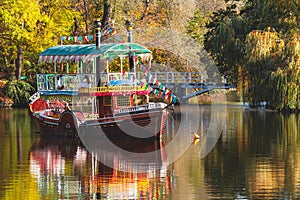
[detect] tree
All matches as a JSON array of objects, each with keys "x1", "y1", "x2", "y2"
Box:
[
  {"x1": 0, "y1": 0, "x2": 41, "y2": 80},
  {"x1": 0, "y1": 0, "x2": 81, "y2": 106},
  {"x1": 204, "y1": 3, "x2": 246, "y2": 99},
  {"x1": 204, "y1": 0, "x2": 300, "y2": 111},
  {"x1": 244, "y1": 29, "x2": 285, "y2": 107},
  {"x1": 0, "y1": 0, "x2": 80, "y2": 79},
  {"x1": 101, "y1": 0, "x2": 113, "y2": 27},
  {"x1": 3, "y1": 80, "x2": 35, "y2": 106}
]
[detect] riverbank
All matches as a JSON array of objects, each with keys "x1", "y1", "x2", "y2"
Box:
[
  {"x1": 188, "y1": 89, "x2": 299, "y2": 113},
  {"x1": 0, "y1": 91, "x2": 13, "y2": 108},
  {"x1": 188, "y1": 89, "x2": 241, "y2": 105},
  {"x1": 0, "y1": 79, "x2": 13, "y2": 108}
]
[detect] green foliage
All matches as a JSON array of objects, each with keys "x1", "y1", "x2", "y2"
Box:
[
  {"x1": 204, "y1": 4, "x2": 246, "y2": 85},
  {"x1": 3, "y1": 80, "x2": 35, "y2": 106},
  {"x1": 204, "y1": 0, "x2": 300, "y2": 112},
  {"x1": 186, "y1": 10, "x2": 210, "y2": 45}
]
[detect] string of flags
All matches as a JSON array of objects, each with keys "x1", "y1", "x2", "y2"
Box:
[
  {"x1": 120, "y1": 73, "x2": 178, "y2": 104},
  {"x1": 102, "y1": 27, "x2": 116, "y2": 37},
  {"x1": 139, "y1": 79, "x2": 179, "y2": 104},
  {"x1": 122, "y1": 55, "x2": 179, "y2": 104},
  {"x1": 60, "y1": 35, "x2": 95, "y2": 43},
  {"x1": 60, "y1": 27, "x2": 124, "y2": 44}
]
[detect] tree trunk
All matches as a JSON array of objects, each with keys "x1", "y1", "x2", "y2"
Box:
[
  {"x1": 73, "y1": 17, "x2": 79, "y2": 35},
  {"x1": 101, "y1": 0, "x2": 112, "y2": 28},
  {"x1": 2, "y1": 55, "x2": 7, "y2": 69},
  {"x1": 83, "y1": 0, "x2": 89, "y2": 34},
  {"x1": 15, "y1": 46, "x2": 22, "y2": 81},
  {"x1": 141, "y1": 0, "x2": 151, "y2": 20}
]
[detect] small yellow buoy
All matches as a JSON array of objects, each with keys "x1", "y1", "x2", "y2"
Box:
[{"x1": 193, "y1": 132, "x2": 200, "y2": 145}]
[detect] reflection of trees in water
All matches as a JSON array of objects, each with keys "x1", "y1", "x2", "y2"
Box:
[
  {"x1": 203, "y1": 109, "x2": 300, "y2": 199},
  {"x1": 0, "y1": 109, "x2": 37, "y2": 165},
  {"x1": 0, "y1": 109, "x2": 36, "y2": 135},
  {"x1": 0, "y1": 109, "x2": 39, "y2": 199}
]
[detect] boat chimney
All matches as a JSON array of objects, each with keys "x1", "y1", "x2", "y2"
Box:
[
  {"x1": 125, "y1": 20, "x2": 133, "y2": 43},
  {"x1": 94, "y1": 19, "x2": 101, "y2": 49},
  {"x1": 126, "y1": 20, "x2": 134, "y2": 71}
]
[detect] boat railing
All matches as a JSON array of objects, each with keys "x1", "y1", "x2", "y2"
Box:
[
  {"x1": 103, "y1": 72, "x2": 207, "y2": 84},
  {"x1": 118, "y1": 105, "x2": 148, "y2": 114},
  {"x1": 29, "y1": 92, "x2": 41, "y2": 103},
  {"x1": 96, "y1": 85, "x2": 144, "y2": 92},
  {"x1": 117, "y1": 102, "x2": 166, "y2": 114},
  {"x1": 101, "y1": 72, "x2": 142, "y2": 83},
  {"x1": 144, "y1": 72, "x2": 205, "y2": 83},
  {"x1": 79, "y1": 85, "x2": 144, "y2": 93},
  {"x1": 148, "y1": 102, "x2": 166, "y2": 109},
  {"x1": 37, "y1": 73, "x2": 77, "y2": 91},
  {"x1": 36, "y1": 73, "x2": 96, "y2": 92}
]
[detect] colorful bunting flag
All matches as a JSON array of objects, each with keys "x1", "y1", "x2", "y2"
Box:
[{"x1": 60, "y1": 27, "x2": 120, "y2": 44}]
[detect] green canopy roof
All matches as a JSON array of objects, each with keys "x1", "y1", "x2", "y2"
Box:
[{"x1": 38, "y1": 43, "x2": 152, "y2": 63}]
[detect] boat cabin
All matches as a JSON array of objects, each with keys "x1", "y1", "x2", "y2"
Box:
[{"x1": 37, "y1": 42, "x2": 153, "y2": 119}]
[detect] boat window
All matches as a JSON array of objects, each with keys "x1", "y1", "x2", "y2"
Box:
[
  {"x1": 47, "y1": 75, "x2": 55, "y2": 90},
  {"x1": 116, "y1": 96, "x2": 130, "y2": 107},
  {"x1": 37, "y1": 74, "x2": 47, "y2": 91},
  {"x1": 63, "y1": 75, "x2": 76, "y2": 90},
  {"x1": 103, "y1": 96, "x2": 112, "y2": 106},
  {"x1": 79, "y1": 76, "x2": 90, "y2": 88}
]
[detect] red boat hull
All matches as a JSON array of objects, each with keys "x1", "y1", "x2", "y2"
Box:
[
  {"x1": 29, "y1": 105, "x2": 167, "y2": 139},
  {"x1": 78, "y1": 109, "x2": 167, "y2": 139}
]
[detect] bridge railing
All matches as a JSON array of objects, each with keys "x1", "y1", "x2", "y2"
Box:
[
  {"x1": 148, "y1": 72, "x2": 205, "y2": 83},
  {"x1": 101, "y1": 72, "x2": 205, "y2": 83}
]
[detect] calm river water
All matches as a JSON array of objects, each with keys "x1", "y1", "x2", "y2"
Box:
[{"x1": 0, "y1": 105, "x2": 299, "y2": 199}]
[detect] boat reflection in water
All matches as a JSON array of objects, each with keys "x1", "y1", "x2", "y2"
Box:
[{"x1": 29, "y1": 136, "x2": 173, "y2": 199}]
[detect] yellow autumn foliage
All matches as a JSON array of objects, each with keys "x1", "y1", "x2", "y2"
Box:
[
  {"x1": 246, "y1": 28, "x2": 285, "y2": 62},
  {"x1": 0, "y1": 79, "x2": 8, "y2": 88}
]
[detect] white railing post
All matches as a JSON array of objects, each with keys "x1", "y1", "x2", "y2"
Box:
[
  {"x1": 172, "y1": 72, "x2": 174, "y2": 83},
  {"x1": 166, "y1": 72, "x2": 168, "y2": 83}
]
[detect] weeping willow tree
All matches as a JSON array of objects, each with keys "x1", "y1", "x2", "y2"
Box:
[
  {"x1": 245, "y1": 28, "x2": 285, "y2": 107},
  {"x1": 269, "y1": 34, "x2": 300, "y2": 111}
]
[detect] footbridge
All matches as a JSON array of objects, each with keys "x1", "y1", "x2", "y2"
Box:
[{"x1": 146, "y1": 72, "x2": 235, "y2": 100}]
